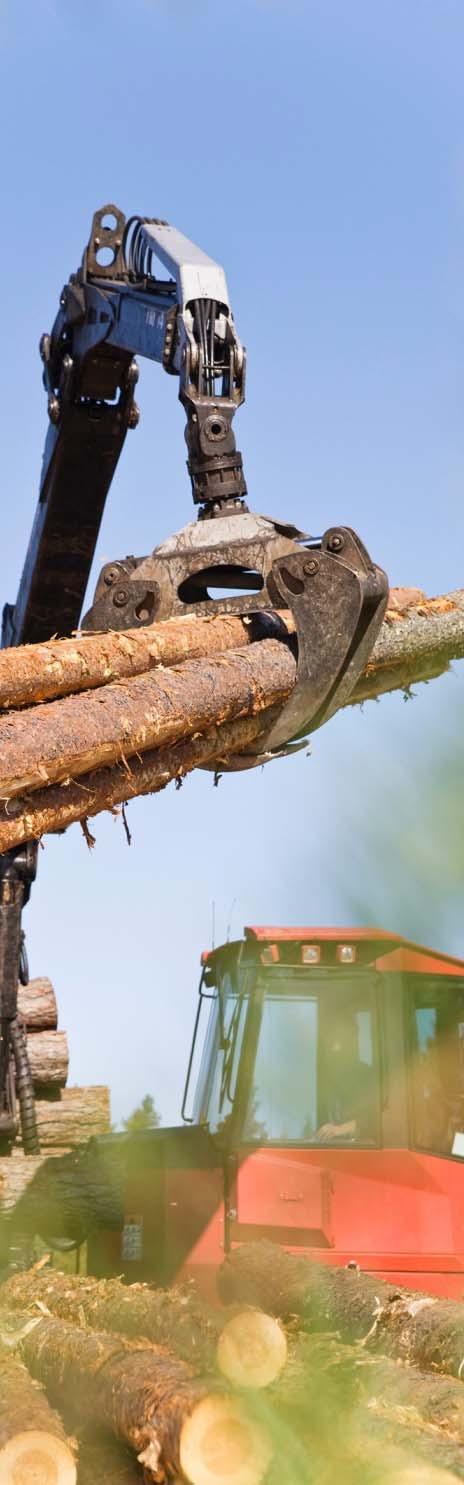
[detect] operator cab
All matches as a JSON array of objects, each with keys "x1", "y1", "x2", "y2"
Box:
[
  {"x1": 191, "y1": 928, "x2": 464, "y2": 1163},
  {"x1": 89, "y1": 928, "x2": 464, "y2": 1300}
]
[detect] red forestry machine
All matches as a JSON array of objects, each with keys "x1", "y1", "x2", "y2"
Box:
[{"x1": 89, "y1": 925, "x2": 464, "y2": 1302}]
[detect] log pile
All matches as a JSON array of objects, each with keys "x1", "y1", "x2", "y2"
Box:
[
  {"x1": 0, "y1": 587, "x2": 461, "y2": 850},
  {"x1": 0, "y1": 972, "x2": 111, "y2": 1250},
  {"x1": 1, "y1": 1255, "x2": 464, "y2": 1483}
]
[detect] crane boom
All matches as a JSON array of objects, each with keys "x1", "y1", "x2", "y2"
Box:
[{"x1": 2, "y1": 205, "x2": 246, "y2": 648}]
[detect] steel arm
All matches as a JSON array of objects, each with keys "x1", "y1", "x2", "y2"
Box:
[{"x1": 2, "y1": 205, "x2": 247, "y2": 649}]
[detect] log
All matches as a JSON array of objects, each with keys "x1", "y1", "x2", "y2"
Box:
[
  {"x1": 0, "y1": 1355, "x2": 76, "y2": 1484},
  {"x1": 1, "y1": 1268, "x2": 287, "y2": 1387},
  {"x1": 26, "y1": 1087, "x2": 111, "y2": 1149},
  {"x1": 0, "y1": 586, "x2": 459, "y2": 715},
  {"x1": 17, "y1": 978, "x2": 58, "y2": 1032},
  {"x1": 0, "y1": 587, "x2": 461, "y2": 852},
  {"x1": 75, "y1": 1429, "x2": 143, "y2": 1485},
  {"x1": 0, "y1": 1309, "x2": 272, "y2": 1485},
  {"x1": 25, "y1": 1031, "x2": 69, "y2": 1091},
  {"x1": 0, "y1": 639, "x2": 295, "y2": 800},
  {"x1": 350, "y1": 589, "x2": 464, "y2": 705},
  {"x1": 218, "y1": 1242, "x2": 464, "y2": 1383},
  {"x1": 3, "y1": 1140, "x2": 124, "y2": 1246},
  {"x1": 0, "y1": 612, "x2": 281, "y2": 711},
  {"x1": 0, "y1": 708, "x2": 280, "y2": 852}
]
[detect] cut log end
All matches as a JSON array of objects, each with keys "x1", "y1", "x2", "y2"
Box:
[
  {"x1": 217, "y1": 1309, "x2": 287, "y2": 1390},
  {"x1": 0, "y1": 1430, "x2": 76, "y2": 1485},
  {"x1": 179, "y1": 1394, "x2": 272, "y2": 1485}
]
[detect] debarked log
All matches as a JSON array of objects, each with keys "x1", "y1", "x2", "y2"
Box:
[
  {"x1": 0, "y1": 611, "x2": 284, "y2": 711},
  {"x1": 0, "y1": 1309, "x2": 272, "y2": 1485},
  {"x1": 219, "y1": 1242, "x2": 464, "y2": 1383},
  {"x1": 0, "y1": 1354, "x2": 76, "y2": 1484},
  {"x1": 17, "y1": 978, "x2": 58, "y2": 1032},
  {"x1": 0, "y1": 708, "x2": 281, "y2": 852},
  {"x1": 25, "y1": 1031, "x2": 69, "y2": 1091},
  {"x1": 1, "y1": 1268, "x2": 287, "y2": 1388},
  {"x1": 0, "y1": 640, "x2": 295, "y2": 801}
]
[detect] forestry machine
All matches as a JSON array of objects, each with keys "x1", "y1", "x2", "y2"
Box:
[
  {"x1": 88, "y1": 925, "x2": 464, "y2": 1301},
  {"x1": 0, "y1": 205, "x2": 388, "y2": 1157}
]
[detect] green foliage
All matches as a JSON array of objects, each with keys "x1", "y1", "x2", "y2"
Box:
[
  {"x1": 121, "y1": 1093, "x2": 161, "y2": 1133},
  {"x1": 338, "y1": 695, "x2": 464, "y2": 950}
]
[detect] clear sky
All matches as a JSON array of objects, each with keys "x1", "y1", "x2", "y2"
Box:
[{"x1": 0, "y1": 0, "x2": 462, "y2": 1124}]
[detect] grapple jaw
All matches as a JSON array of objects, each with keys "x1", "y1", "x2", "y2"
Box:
[{"x1": 83, "y1": 513, "x2": 388, "y2": 767}]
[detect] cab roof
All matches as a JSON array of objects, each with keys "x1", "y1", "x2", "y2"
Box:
[{"x1": 202, "y1": 926, "x2": 464, "y2": 976}]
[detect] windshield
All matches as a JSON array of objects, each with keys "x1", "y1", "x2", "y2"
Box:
[
  {"x1": 243, "y1": 973, "x2": 379, "y2": 1144},
  {"x1": 198, "y1": 968, "x2": 380, "y2": 1146}
]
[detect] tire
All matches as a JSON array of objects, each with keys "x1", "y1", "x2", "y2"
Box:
[{"x1": 10, "y1": 1017, "x2": 40, "y2": 1154}]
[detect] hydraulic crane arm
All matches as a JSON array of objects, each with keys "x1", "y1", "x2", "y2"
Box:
[{"x1": 3, "y1": 205, "x2": 246, "y2": 649}]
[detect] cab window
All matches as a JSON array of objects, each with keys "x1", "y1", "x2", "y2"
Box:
[
  {"x1": 408, "y1": 977, "x2": 464, "y2": 1157},
  {"x1": 242, "y1": 975, "x2": 379, "y2": 1145}
]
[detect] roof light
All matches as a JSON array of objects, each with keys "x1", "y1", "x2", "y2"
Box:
[
  {"x1": 260, "y1": 944, "x2": 279, "y2": 965},
  {"x1": 337, "y1": 944, "x2": 357, "y2": 964},
  {"x1": 301, "y1": 944, "x2": 321, "y2": 965}
]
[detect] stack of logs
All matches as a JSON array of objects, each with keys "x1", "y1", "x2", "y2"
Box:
[
  {"x1": 0, "y1": 975, "x2": 110, "y2": 1228},
  {"x1": 0, "y1": 1244, "x2": 464, "y2": 1484},
  {"x1": 0, "y1": 589, "x2": 462, "y2": 851}
]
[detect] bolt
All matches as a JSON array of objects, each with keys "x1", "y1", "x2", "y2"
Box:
[
  {"x1": 103, "y1": 568, "x2": 119, "y2": 587},
  {"x1": 328, "y1": 533, "x2": 344, "y2": 553},
  {"x1": 48, "y1": 395, "x2": 60, "y2": 424},
  {"x1": 113, "y1": 588, "x2": 128, "y2": 608},
  {"x1": 304, "y1": 558, "x2": 319, "y2": 576}
]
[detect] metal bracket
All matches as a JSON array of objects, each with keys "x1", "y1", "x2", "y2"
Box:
[{"x1": 226, "y1": 528, "x2": 389, "y2": 766}]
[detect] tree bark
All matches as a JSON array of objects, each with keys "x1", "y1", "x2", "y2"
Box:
[
  {"x1": 0, "y1": 587, "x2": 460, "y2": 715},
  {"x1": 0, "y1": 707, "x2": 280, "y2": 852},
  {"x1": 16, "y1": 1086, "x2": 111, "y2": 1150},
  {"x1": 0, "y1": 1355, "x2": 76, "y2": 1484},
  {"x1": 17, "y1": 979, "x2": 58, "y2": 1032},
  {"x1": 3, "y1": 1140, "x2": 124, "y2": 1246},
  {"x1": 219, "y1": 1242, "x2": 464, "y2": 1383},
  {"x1": 75, "y1": 1429, "x2": 143, "y2": 1485},
  {"x1": 0, "y1": 611, "x2": 284, "y2": 711},
  {"x1": 25, "y1": 1031, "x2": 69, "y2": 1091},
  {"x1": 1, "y1": 1268, "x2": 287, "y2": 1387},
  {"x1": 0, "y1": 588, "x2": 461, "y2": 852},
  {"x1": 350, "y1": 588, "x2": 464, "y2": 704},
  {"x1": 0, "y1": 1309, "x2": 271, "y2": 1485},
  {"x1": 0, "y1": 640, "x2": 294, "y2": 801}
]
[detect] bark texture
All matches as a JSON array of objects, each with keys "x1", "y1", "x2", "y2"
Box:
[
  {"x1": 3, "y1": 1141, "x2": 124, "y2": 1245},
  {"x1": 0, "y1": 640, "x2": 295, "y2": 800},
  {"x1": 0, "y1": 611, "x2": 283, "y2": 711},
  {"x1": 2, "y1": 1267, "x2": 223, "y2": 1369},
  {"x1": 0, "y1": 1308, "x2": 269, "y2": 1485},
  {"x1": 0, "y1": 707, "x2": 280, "y2": 852},
  {"x1": 1, "y1": 1269, "x2": 287, "y2": 1387},
  {"x1": 17, "y1": 1086, "x2": 111, "y2": 1150},
  {"x1": 25, "y1": 1030, "x2": 69, "y2": 1091},
  {"x1": 17, "y1": 978, "x2": 58, "y2": 1032},
  {"x1": 350, "y1": 589, "x2": 464, "y2": 704},
  {"x1": 219, "y1": 1242, "x2": 464, "y2": 1382},
  {"x1": 75, "y1": 1429, "x2": 143, "y2": 1485},
  {"x1": 0, "y1": 1355, "x2": 76, "y2": 1483}
]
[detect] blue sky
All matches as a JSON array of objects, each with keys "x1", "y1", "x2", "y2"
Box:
[{"x1": 0, "y1": 0, "x2": 462, "y2": 1123}]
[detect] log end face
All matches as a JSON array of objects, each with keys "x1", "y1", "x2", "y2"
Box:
[
  {"x1": 0, "y1": 1430, "x2": 77, "y2": 1485},
  {"x1": 179, "y1": 1394, "x2": 272, "y2": 1485},
  {"x1": 217, "y1": 1310, "x2": 287, "y2": 1389}
]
